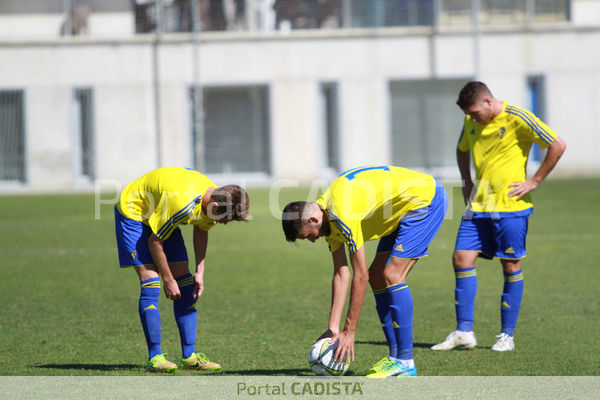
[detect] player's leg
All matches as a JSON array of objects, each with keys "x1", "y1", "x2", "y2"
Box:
[
  {"x1": 491, "y1": 259, "x2": 522, "y2": 351},
  {"x1": 134, "y1": 264, "x2": 177, "y2": 372},
  {"x1": 384, "y1": 256, "x2": 419, "y2": 370},
  {"x1": 367, "y1": 256, "x2": 419, "y2": 378},
  {"x1": 163, "y1": 229, "x2": 222, "y2": 371},
  {"x1": 369, "y1": 181, "x2": 448, "y2": 377},
  {"x1": 431, "y1": 216, "x2": 493, "y2": 351},
  {"x1": 114, "y1": 206, "x2": 176, "y2": 372},
  {"x1": 490, "y1": 216, "x2": 528, "y2": 351},
  {"x1": 360, "y1": 251, "x2": 398, "y2": 376},
  {"x1": 371, "y1": 251, "x2": 397, "y2": 345},
  {"x1": 453, "y1": 250, "x2": 479, "y2": 334},
  {"x1": 135, "y1": 264, "x2": 162, "y2": 360},
  {"x1": 169, "y1": 261, "x2": 196, "y2": 358}
]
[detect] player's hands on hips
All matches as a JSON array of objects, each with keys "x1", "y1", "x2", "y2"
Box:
[
  {"x1": 164, "y1": 279, "x2": 181, "y2": 300},
  {"x1": 333, "y1": 330, "x2": 355, "y2": 364},
  {"x1": 508, "y1": 179, "x2": 538, "y2": 200},
  {"x1": 193, "y1": 273, "x2": 204, "y2": 301}
]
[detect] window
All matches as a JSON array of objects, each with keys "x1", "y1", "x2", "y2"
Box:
[
  {"x1": 532, "y1": 0, "x2": 570, "y2": 22},
  {"x1": 351, "y1": 0, "x2": 435, "y2": 27},
  {"x1": 389, "y1": 80, "x2": 465, "y2": 170},
  {"x1": 73, "y1": 88, "x2": 95, "y2": 180},
  {"x1": 191, "y1": 85, "x2": 271, "y2": 175},
  {"x1": 0, "y1": 90, "x2": 26, "y2": 182},
  {"x1": 438, "y1": 0, "x2": 570, "y2": 26}
]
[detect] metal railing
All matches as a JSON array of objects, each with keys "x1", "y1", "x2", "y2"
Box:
[{"x1": 0, "y1": 0, "x2": 575, "y2": 40}]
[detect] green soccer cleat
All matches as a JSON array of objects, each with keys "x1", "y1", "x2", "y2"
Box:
[
  {"x1": 358, "y1": 357, "x2": 394, "y2": 376},
  {"x1": 180, "y1": 352, "x2": 222, "y2": 371},
  {"x1": 366, "y1": 361, "x2": 417, "y2": 378},
  {"x1": 146, "y1": 353, "x2": 177, "y2": 373}
]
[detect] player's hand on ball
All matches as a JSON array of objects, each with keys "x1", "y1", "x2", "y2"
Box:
[
  {"x1": 334, "y1": 330, "x2": 355, "y2": 363},
  {"x1": 308, "y1": 337, "x2": 350, "y2": 376},
  {"x1": 315, "y1": 328, "x2": 337, "y2": 343}
]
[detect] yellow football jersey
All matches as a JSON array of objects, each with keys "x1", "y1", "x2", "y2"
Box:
[
  {"x1": 316, "y1": 166, "x2": 437, "y2": 254},
  {"x1": 117, "y1": 167, "x2": 218, "y2": 240},
  {"x1": 457, "y1": 102, "x2": 557, "y2": 214}
]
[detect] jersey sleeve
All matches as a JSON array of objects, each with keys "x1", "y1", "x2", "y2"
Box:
[
  {"x1": 457, "y1": 120, "x2": 470, "y2": 152},
  {"x1": 520, "y1": 110, "x2": 557, "y2": 149},
  {"x1": 148, "y1": 194, "x2": 198, "y2": 240},
  {"x1": 332, "y1": 216, "x2": 363, "y2": 255}
]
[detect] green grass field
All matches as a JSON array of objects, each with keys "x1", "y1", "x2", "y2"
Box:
[{"x1": 1, "y1": 178, "x2": 599, "y2": 376}]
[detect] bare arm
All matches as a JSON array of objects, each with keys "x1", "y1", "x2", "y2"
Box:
[
  {"x1": 457, "y1": 148, "x2": 473, "y2": 205},
  {"x1": 316, "y1": 246, "x2": 350, "y2": 341},
  {"x1": 148, "y1": 233, "x2": 181, "y2": 300},
  {"x1": 334, "y1": 245, "x2": 369, "y2": 363},
  {"x1": 508, "y1": 137, "x2": 567, "y2": 199},
  {"x1": 192, "y1": 225, "x2": 208, "y2": 301}
]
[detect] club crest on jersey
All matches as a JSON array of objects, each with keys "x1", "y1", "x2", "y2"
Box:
[
  {"x1": 499, "y1": 127, "x2": 506, "y2": 138},
  {"x1": 470, "y1": 128, "x2": 475, "y2": 135}
]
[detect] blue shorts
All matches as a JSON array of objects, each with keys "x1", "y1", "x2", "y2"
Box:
[
  {"x1": 376, "y1": 180, "x2": 448, "y2": 259},
  {"x1": 114, "y1": 206, "x2": 188, "y2": 268},
  {"x1": 454, "y1": 215, "x2": 529, "y2": 259}
]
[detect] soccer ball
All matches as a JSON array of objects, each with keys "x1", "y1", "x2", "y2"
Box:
[{"x1": 308, "y1": 338, "x2": 349, "y2": 376}]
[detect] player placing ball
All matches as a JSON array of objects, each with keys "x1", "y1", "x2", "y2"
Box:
[
  {"x1": 282, "y1": 166, "x2": 448, "y2": 378},
  {"x1": 114, "y1": 167, "x2": 250, "y2": 372}
]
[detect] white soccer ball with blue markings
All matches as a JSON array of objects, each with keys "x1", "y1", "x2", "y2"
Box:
[{"x1": 308, "y1": 338, "x2": 349, "y2": 376}]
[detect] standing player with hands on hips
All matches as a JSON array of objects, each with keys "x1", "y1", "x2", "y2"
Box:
[
  {"x1": 431, "y1": 81, "x2": 566, "y2": 352},
  {"x1": 282, "y1": 166, "x2": 448, "y2": 378},
  {"x1": 114, "y1": 167, "x2": 250, "y2": 372}
]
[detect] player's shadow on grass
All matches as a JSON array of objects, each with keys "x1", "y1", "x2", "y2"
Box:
[
  {"x1": 216, "y1": 369, "x2": 365, "y2": 377},
  {"x1": 356, "y1": 340, "x2": 491, "y2": 350},
  {"x1": 355, "y1": 340, "x2": 443, "y2": 349},
  {"x1": 35, "y1": 363, "x2": 139, "y2": 371}
]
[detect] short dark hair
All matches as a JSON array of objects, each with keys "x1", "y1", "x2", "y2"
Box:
[
  {"x1": 456, "y1": 81, "x2": 493, "y2": 109},
  {"x1": 281, "y1": 201, "x2": 308, "y2": 242},
  {"x1": 210, "y1": 185, "x2": 250, "y2": 221}
]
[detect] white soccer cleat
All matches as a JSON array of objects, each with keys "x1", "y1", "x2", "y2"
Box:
[
  {"x1": 491, "y1": 333, "x2": 515, "y2": 352},
  {"x1": 431, "y1": 330, "x2": 477, "y2": 350}
]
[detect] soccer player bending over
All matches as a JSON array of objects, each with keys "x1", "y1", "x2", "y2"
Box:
[
  {"x1": 431, "y1": 81, "x2": 566, "y2": 352},
  {"x1": 282, "y1": 166, "x2": 448, "y2": 378},
  {"x1": 114, "y1": 167, "x2": 250, "y2": 372}
]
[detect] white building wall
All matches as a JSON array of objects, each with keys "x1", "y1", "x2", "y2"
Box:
[
  {"x1": 1, "y1": 25, "x2": 600, "y2": 191},
  {"x1": 572, "y1": 0, "x2": 600, "y2": 26}
]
